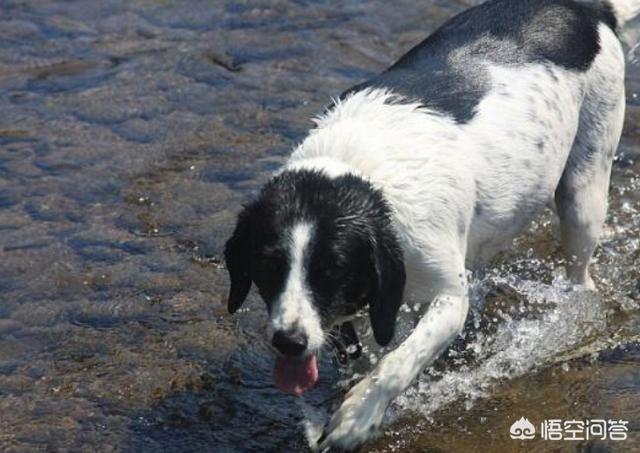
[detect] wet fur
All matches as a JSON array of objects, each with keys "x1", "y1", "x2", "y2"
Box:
[{"x1": 224, "y1": 0, "x2": 637, "y2": 450}]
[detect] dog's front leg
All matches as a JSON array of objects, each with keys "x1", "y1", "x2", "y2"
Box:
[{"x1": 318, "y1": 289, "x2": 469, "y2": 451}]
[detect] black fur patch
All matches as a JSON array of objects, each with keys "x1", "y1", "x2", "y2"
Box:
[
  {"x1": 345, "y1": 0, "x2": 616, "y2": 123},
  {"x1": 224, "y1": 170, "x2": 406, "y2": 345}
]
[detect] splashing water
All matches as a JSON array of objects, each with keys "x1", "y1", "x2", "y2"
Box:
[{"x1": 394, "y1": 275, "x2": 608, "y2": 418}]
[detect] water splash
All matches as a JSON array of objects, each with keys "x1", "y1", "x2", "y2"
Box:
[{"x1": 394, "y1": 274, "x2": 607, "y2": 417}]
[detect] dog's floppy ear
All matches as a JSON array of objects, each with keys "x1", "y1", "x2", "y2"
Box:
[
  {"x1": 368, "y1": 234, "x2": 406, "y2": 346},
  {"x1": 224, "y1": 208, "x2": 253, "y2": 314}
]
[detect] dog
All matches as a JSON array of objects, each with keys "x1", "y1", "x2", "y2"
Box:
[{"x1": 223, "y1": 0, "x2": 640, "y2": 450}]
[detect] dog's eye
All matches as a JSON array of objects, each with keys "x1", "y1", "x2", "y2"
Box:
[
  {"x1": 252, "y1": 248, "x2": 286, "y2": 276},
  {"x1": 322, "y1": 262, "x2": 348, "y2": 280},
  {"x1": 254, "y1": 254, "x2": 281, "y2": 272},
  {"x1": 252, "y1": 253, "x2": 286, "y2": 300},
  {"x1": 310, "y1": 252, "x2": 349, "y2": 284}
]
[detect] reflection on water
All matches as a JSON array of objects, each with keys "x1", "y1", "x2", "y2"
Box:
[{"x1": 0, "y1": 1, "x2": 638, "y2": 452}]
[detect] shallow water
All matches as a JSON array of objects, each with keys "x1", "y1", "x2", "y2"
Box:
[{"x1": 0, "y1": 1, "x2": 639, "y2": 452}]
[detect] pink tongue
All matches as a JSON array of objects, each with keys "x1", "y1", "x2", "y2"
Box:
[{"x1": 273, "y1": 354, "x2": 318, "y2": 396}]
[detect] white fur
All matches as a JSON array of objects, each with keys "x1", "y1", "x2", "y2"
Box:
[
  {"x1": 607, "y1": 0, "x2": 640, "y2": 24},
  {"x1": 289, "y1": 23, "x2": 630, "y2": 452},
  {"x1": 270, "y1": 222, "x2": 325, "y2": 352},
  {"x1": 284, "y1": 156, "x2": 358, "y2": 179},
  {"x1": 556, "y1": 24, "x2": 626, "y2": 288}
]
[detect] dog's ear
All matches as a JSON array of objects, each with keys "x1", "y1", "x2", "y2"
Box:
[
  {"x1": 224, "y1": 208, "x2": 253, "y2": 314},
  {"x1": 368, "y1": 234, "x2": 406, "y2": 346}
]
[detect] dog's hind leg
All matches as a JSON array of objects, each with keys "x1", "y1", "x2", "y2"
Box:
[{"x1": 554, "y1": 26, "x2": 626, "y2": 289}]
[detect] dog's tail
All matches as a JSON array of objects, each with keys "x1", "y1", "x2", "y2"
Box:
[{"x1": 604, "y1": 0, "x2": 640, "y2": 25}]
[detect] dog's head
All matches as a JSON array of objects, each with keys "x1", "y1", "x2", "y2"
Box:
[{"x1": 224, "y1": 170, "x2": 405, "y2": 395}]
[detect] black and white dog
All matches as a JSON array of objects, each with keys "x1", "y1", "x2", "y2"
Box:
[{"x1": 224, "y1": 0, "x2": 639, "y2": 450}]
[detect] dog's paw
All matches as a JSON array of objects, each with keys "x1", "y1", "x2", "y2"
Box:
[{"x1": 317, "y1": 378, "x2": 389, "y2": 452}]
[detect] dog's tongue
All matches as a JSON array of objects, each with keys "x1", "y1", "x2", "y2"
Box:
[{"x1": 274, "y1": 354, "x2": 318, "y2": 396}]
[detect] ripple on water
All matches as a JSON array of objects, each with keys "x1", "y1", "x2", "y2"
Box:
[{"x1": 0, "y1": 1, "x2": 639, "y2": 452}]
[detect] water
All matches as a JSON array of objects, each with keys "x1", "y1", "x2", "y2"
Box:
[{"x1": 0, "y1": 1, "x2": 638, "y2": 452}]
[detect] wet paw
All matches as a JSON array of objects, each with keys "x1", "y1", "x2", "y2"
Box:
[{"x1": 317, "y1": 378, "x2": 389, "y2": 452}]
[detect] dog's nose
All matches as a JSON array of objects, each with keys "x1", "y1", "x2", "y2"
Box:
[{"x1": 272, "y1": 329, "x2": 308, "y2": 356}]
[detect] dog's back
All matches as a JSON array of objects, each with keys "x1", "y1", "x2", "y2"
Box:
[
  {"x1": 289, "y1": 0, "x2": 628, "y2": 271},
  {"x1": 346, "y1": 0, "x2": 617, "y2": 123}
]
